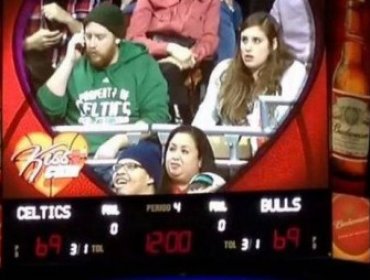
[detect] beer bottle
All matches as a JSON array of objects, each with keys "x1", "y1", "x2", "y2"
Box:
[{"x1": 331, "y1": 0, "x2": 370, "y2": 179}]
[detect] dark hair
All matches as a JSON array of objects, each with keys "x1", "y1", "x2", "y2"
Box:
[
  {"x1": 159, "y1": 125, "x2": 217, "y2": 194},
  {"x1": 219, "y1": 12, "x2": 295, "y2": 125}
]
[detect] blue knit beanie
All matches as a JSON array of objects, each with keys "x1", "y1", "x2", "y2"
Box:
[{"x1": 117, "y1": 141, "x2": 162, "y2": 189}]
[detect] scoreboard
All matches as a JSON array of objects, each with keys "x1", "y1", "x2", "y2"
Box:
[{"x1": 2, "y1": 190, "x2": 331, "y2": 268}]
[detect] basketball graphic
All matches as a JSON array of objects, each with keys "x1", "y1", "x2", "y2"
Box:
[{"x1": 12, "y1": 132, "x2": 88, "y2": 197}]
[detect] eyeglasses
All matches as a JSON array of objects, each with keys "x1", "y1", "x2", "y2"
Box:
[{"x1": 113, "y1": 162, "x2": 143, "y2": 174}]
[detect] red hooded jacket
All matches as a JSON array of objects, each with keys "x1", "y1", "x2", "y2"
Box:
[{"x1": 126, "y1": 0, "x2": 220, "y2": 62}]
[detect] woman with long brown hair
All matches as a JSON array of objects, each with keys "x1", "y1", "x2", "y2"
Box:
[{"x1": 192, "y1": 11, "x2": 307, "y2": 129}]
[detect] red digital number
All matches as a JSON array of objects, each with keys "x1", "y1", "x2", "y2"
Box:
[
  {"x1": 34, "y1": 234, "x2": 62, "y2": 258},
  {"x1": 145, "y1": 230, "x2": 192, "y2": 255},
  {"x1": 273, "y1": 226, "x2": 301, "y2": 251}
]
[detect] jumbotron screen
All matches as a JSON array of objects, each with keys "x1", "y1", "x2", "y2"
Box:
[{"x1": 1, "y1": 0, "x2": 369, "y2": 273}]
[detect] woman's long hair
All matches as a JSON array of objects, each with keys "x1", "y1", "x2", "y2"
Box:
[
  {"x1": 159, "y1": 125, "x2": 217, "y2": 194},
  {"x1": 219, "y1": 12, "x2": 294, "y2": 125}
]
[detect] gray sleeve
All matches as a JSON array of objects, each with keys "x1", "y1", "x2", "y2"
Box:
[
  {"x1": 270, "y1": 0, "x2": 313, "y2": 65},
  {"x1": 192, "y1": 59, "x2": 231, "y2": 128}
]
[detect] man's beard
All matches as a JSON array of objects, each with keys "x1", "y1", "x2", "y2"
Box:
[{"x1": 87, "y1": 45, "x2": 117, "y2": 70}]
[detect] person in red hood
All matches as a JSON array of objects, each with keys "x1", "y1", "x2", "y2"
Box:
[{"x1": 126, "y1": 0, "x2": 220, "y2": 124}]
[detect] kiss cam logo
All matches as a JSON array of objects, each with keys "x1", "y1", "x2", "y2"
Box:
[{"x1": 11, "y1": 132, "x2": 88, "y2": 197}]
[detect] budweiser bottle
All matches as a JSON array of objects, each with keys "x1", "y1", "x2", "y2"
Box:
[{"x1": 331, "y1": 0, "x2": 370, "y2": 181}]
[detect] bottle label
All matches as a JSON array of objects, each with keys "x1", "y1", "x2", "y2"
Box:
[{"x1": 332, "y1": 88, "x2": 370, "y2": 160}]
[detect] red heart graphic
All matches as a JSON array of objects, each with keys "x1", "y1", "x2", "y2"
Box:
[{"x1": 11, "y1": 132, "x2": 88, "y2": 197}]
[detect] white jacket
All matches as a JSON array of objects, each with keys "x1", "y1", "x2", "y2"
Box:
[{"x1": 192, "y1": 58, "x2": 307, "y2": 131}]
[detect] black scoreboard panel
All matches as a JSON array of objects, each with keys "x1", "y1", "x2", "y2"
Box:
[{"x1": 2, "y1": 189, "x2": 331, "y2": 269}]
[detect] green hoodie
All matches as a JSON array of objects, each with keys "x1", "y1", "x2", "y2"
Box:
[{"x1": 37, "y1": 41, "x2": 170, "y2": 154}]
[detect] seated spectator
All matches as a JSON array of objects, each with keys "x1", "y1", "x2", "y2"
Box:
[
  {"x1": 269, "y1": 0, "x2": 313, "y2": 65},
  {"x1": 112, "y1": 140, "x2": 162, "y2": 195},
  {"x1": 216, "y1": 0, "x2": 243, "y2": 63},
  {"x1": 126, "y1": 0, "x2": 221, "y2": 124},
  {"x1": 24, "y1": 0, "x2": 105, "y2": 90},
  {"x1": 159, "y1": 125, "x2": 222, "y2": 194},
  {"x1": 37, "y1": 3, "x2": 169, "y2": 185},
  {"x1": 192, "y1": 12, "x2": 307, "y2": 151}
]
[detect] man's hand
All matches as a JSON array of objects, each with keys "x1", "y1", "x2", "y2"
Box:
[
  {"x1": 65, "y1": 32, "x2": 85, "y2": 63},
  {"x1": 167, "y1": 43, "x2": 195, "y2": 63},
  {"x1": 24, "y1": 28, "x2": 63, "y2": 51},
  {"x1": 94, "y1": 135, "x2": 129, "y2": 160},
  {"x1": 42, "y1": 3, "x2": 74, "y2": 25},
  {"x1": 42, "y1": 3, "x2": 82, "y2": 33},
  {"x1": 94, "y1": 138, "x2": 121, "y2": 160},
  {"x1": 159, "y1": 56, "x2": 196, "y2": 70}
]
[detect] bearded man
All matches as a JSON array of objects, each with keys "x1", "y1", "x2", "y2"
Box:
[{"x1": 37, "y1": 3, "x2": 169, "y2": 185}]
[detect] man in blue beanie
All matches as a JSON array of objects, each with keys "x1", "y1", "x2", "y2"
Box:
[{"x1": 112, "y1": 140, "x2": 162, "y2": 195}]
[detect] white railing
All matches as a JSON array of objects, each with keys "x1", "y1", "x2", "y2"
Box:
[
  {"x1": 53, "y1": 123, "x2": 150, "y2": 145},
  {"x1": 258, "y1": 95, "x2": 297, "y2": 130},
  {"x1": 52, "y1": 98, "x2": 296, "y2": 173}
]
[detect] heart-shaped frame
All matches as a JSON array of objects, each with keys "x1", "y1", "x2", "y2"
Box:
[{"x1": 3, "y1": 0, "x2": 327, "y2": 198}]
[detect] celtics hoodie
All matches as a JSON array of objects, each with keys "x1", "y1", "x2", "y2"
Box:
[{"x1": 37, "y1": 41, "x2": 170, "y2": 154}]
